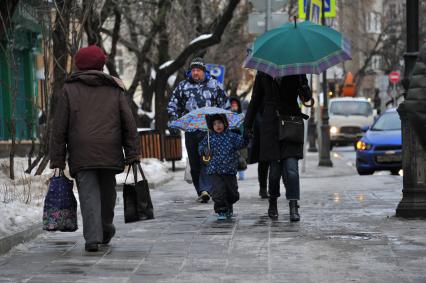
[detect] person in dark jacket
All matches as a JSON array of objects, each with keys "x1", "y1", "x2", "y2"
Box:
[
  {"x1": 244, "y1": 71, "x2": 312, "y2": 221},
  {"x1": 230, "y1": 97, "x2": 248, "y2": 180},
  {"x1": 199, "y1": 114, "x2": 248, "y2": 220},
  {"x1": 50, "y1": 45, "x2": 139, "y2": 252},
  {"x1": 167, "y1": 57, "x2": 229, "y2": 203}
]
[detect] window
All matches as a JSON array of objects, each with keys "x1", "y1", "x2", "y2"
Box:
[
  {"x1": 372, "y1": 111, "x2": 401, "y2": 131},
  {"x1": 370, "y1": 55, "x2": 382, "y2": 71},
  {"x1": 366, "y1": 12, "x2": 381, "y2": 34},
  {"x1": 330, "y1": 101, "x2": 373, "y2": 117},
  {"x1": 116, "y1": 58, "x2": 124, "y2": 76}
]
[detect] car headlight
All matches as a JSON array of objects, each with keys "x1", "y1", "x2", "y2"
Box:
[
  {"x1": 356, "y1": 140, "x2": 372, "y2": 151},
  {"x1": 330, "y1": 126, "x2": 338, "y2": 134}
]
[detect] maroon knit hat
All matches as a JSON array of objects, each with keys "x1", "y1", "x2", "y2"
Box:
[{"x1": 74, "y1": 45, "x2": 106, "y2": 71}]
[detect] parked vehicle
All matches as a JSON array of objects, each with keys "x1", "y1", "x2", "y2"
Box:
[
  {"x1": 329, "y1": 97, "x2": 375, "y2": 148},
  {"x1": 355, "y1": 108, "x2": 402, "y2": 175}
]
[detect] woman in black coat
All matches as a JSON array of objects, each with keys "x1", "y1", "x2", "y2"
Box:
[{"x1": 244, "y1": 71, "x2": 312, "y2": 221}]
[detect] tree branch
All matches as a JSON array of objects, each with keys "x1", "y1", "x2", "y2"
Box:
[{"x1": 161, "y1": 0, "x2": 240, "y2": 76}]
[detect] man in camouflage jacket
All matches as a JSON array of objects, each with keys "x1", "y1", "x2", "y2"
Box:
[{"x1": 167, "y1": 57, "x2": 229, "y2": 202}]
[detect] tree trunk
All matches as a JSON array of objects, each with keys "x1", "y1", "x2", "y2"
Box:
[
  {"x1": 9, "y1": 125, "x2": 15, "y2": 180},
  {"x1": 154, "y1": 72, "x2": 169, "y2": 133},
  {"x1": 35, "y1": 0, "x2": 72, "y2": 175}
]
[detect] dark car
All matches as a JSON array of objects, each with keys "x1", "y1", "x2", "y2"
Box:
[{"x1": 355, "y1": 108, "x2": 402, "y2": 175}]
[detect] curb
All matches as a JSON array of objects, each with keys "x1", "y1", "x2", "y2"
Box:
[{"x1": 0, "y1": 224, "x2": 44, "y2": 256}]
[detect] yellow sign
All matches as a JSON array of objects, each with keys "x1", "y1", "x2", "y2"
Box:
[{"x1": 298, "y1": 0, "x2": 336, "y2": 20}]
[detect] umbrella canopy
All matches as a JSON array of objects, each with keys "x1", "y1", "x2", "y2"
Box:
[
  {"x1": 244, "y1": 21, "x2": 351, "y2": 78},
  {"x1": 169, "y1": 107, "x2": 244, "y2": 132}
]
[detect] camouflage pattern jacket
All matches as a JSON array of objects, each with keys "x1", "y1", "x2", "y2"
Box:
[{"x1": 167, "y1": 71, "x2": 229, "y2": 121}]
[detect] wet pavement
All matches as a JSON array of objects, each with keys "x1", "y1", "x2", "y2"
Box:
[{"x1": 1, "y1": 150, "x2": 425, "y2": 282}]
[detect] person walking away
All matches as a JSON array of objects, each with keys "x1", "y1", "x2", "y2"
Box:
[
  {"x1": 257, "y1": 160, "x2": 270, "y2": 198},
  {"x1": 244, "y1": 71, "x2": 312, "y2": 221},
  {"x1": 199, "y1": 114, "x2": 249, "y2": 220},
  {"x1": 230, "y1": 97, "x2": 248, "y2": 180},
  {"x1": 373, "y1": 89, "x2": 382, "y2": 116},
  {"x1": 246, "y1": 104, "x2": 271, "y2": 199},
  {"x1": 167, "y1": 58, "x2": 229, "y2": 203},
  {"x1": 50, "y1": 45, "x2": 139, "y2": 252}
]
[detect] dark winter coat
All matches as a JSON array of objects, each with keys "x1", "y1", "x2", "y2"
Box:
[
  {"x1": 167, "y1": 70, "x2": 229, "y2": 120},
  {"x1": 50, "y1": 70, "x2": 139, "y2": 177},
  {"x1": 244, "y1": 72, "x2": 311, "y2": 162},
  {"x1": 198, "y1": 122, "x2": 247, "y2": 175},
  {"x1": 399, "y1": 44, "x2": 426, "y2": 150},
  {"x1": 230, "y1": 97, "x2": 248, "y2": 162}
]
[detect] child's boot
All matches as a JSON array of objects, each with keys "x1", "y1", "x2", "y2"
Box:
[
  {"x1": 226, "y1": 205, "x2": 233, "y2": 219},
  {"x1": 217, "y1": 212, "x2": 227, "y2": 220}
]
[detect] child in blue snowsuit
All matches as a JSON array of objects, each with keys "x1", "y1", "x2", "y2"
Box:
[{"x1": 198, "y1": 114, "x2": 248, "y2": 220}]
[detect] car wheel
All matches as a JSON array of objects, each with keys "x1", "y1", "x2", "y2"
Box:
[
  {"x1": 357, "y1": 168, "x2": 374, "y2": 175},
  {"x1": 390, "y1": 169, "x2": 400, "y2": 175}
]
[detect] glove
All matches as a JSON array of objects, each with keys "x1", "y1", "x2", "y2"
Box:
[
  {"x1": 168, "y1": 128, "x2": 180, "y2": 136},
  {"x1": 125, "y1": 157, "x2": 140, "y2": 165},
  {"x1": 168, "y1": 116, "x2": 180, "y2": 136}
]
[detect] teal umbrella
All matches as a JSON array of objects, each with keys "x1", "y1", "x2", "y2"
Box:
[{"x1": 244, "y1": 21, "x2": 351, "y2": 77}]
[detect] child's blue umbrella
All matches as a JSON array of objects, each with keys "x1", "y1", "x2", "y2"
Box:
[
  {"x1": 170, "y1": 107, "x2": 245, "y2": 163},
  {"x1": 169, "y1": 106, "x2": 244, "y2": 132}
]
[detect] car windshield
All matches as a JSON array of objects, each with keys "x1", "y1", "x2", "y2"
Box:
[
  {"x1": 371, "y1": 111, "x2": 401, "y2": 131},
  {"x1": 329, "y1": 101, "x2": 372, "y2": 116}
]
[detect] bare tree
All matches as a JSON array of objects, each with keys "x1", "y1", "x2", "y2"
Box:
[
  {"x1": 99, "y1": 0, "x2": 242, "y2": 131},
  {"x1": 206, "y1": 1, "x2": 251, "y2": 98},
  {"x1": 24, "y1": 0, "x2": 92, "y2": 175}
]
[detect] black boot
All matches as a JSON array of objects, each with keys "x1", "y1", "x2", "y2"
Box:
[
  {"x1": 85, "y1": 243, "x2": 99, "y2": 252},
  {"x1": 289, "y1": 200, "x2": 300, "y2": 222},
  {"x1": 259, "y1": 187, "x2": 269, "y2": 199},
  {"x1": 268, "y1": 198, "x2": 278, "y2": 219}
]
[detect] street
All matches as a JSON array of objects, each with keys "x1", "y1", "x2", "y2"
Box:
[{"x1": 1, "y1": 148, "x2": 425, "y2": 283}]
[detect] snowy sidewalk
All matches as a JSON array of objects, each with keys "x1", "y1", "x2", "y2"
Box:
[
  {"x1": 0, "y1": 158, "x2": 171, "y2": 255},
  {"x1": 0, "y1": 153, "x2": 425, "y2": 282}
]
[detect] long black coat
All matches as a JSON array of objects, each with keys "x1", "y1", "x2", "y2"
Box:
[{"x1": 245, "y1": 72, "x2": 311, "y2": 162}]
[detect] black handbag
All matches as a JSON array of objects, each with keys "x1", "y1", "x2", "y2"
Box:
[
  {"x1": 123, "y1": 163, "x2": 154, "y2": 223},
  {"x1": 273, "y1": 76, "x2": 307, "y2": 144},
  {"x1": 277, "y1": 113, "x2": 305, "y2": 143}
]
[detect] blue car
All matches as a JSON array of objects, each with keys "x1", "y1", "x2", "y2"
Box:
[{"x1": 356, "y1": 108, "x2": 402, "y2": 175}]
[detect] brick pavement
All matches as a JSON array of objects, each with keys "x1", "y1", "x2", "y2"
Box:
[{"x1": 1, "y1": 154, "x2": 425, "y2": 283}]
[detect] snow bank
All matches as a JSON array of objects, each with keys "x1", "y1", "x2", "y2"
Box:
[{"x1": 0, "y1": 158, "x2": 52, "y2": 238}]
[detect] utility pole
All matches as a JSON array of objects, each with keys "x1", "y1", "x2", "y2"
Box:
[
  {"x1": 265, "y1": 0, "x2": 272, "y2": 32},
  {"x1": 305, "y1": 0, "x2": 318, "y2": 152},
  {"x1": 318, "y1": 0, "x2": 333, "y2": 167},
  {"x1": 395, "y1": 0, "x2": 426, "y2": 218}
]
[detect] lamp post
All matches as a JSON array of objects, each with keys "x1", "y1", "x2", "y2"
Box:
[
  {"x1": 395, "y1": 0, "x2": 426, "y2": 218},
  {"x1": 318, "y1": 0, "x2": 333, "y2": 167},
  {"x1": 305, "y1": 0, "x2": 318, "y2": 153}
]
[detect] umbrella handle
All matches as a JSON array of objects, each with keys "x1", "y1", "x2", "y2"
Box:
[{"x1": 302, "y1": 98, "x2": 315, "y2": 108}]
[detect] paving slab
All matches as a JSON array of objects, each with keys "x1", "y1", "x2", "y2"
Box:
[{"x1": 0, "y1": 153, "x2": 425, "y2": 283}]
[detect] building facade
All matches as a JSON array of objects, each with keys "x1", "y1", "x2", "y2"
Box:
[{"x1": 0, "y1": 1, "x2": 41, "y2": 141}]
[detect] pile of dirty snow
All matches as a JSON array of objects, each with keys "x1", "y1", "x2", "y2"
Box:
[{"x1": 0, "y1": 158, "x2": 52, "y2": 238}]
